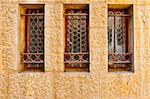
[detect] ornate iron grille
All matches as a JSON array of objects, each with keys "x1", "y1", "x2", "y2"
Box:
[
  {"x1": 21, "y1": 8, "x2": 44, "y2": 70},
  {"x1": 64, "y1": 9, "x2": 89, "y2": 70},
  {"x1": 108, "y1": 9, "x2": 132, "y2": 70}
]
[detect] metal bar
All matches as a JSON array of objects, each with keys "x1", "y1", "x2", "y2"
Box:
[
  {"x1": 114, "y1": 16, "x2": 116, "y2": 61},
  {"x1": 21, "y1": 53, "x2": 44, "y2": 55},
  {"x1": 130, "y1": 16, "x2": 134, "y2": 64},
  {"x1": 122, "y1": 17, "x2": 124, "y2": 61},
  {"x1": 108, "y1": 14, "x2": 132, "y2": 17},
  {"x1": 86, "y1": 14, "x2": 89, "y2": 68},
  {"x1": 27, "y1": 12, "x2": 30, "y2": 53},
  {"x1": 64, "y1": 52, "x2": 89, "y2": 54},
  {"x1": 80, "y1": 16, "x2": 82, "y2": 53},
  {"x1": 24, "y1": 12, "x2": 28, "y2": 53},
  {"x1": 65, "y1": 66, "x2": 88, "y2": 68},
  {"x1": 111, "y1": 61, "x2": 132, "y2": 64},
  {"x1": 21, "y1": 61, "x2": 44, "y2": 64},
  {"x1": 65, "y1": 16, "x2": 68, "y2": 52},
  {"x1": 86, "y1": 15, "x2": 89, "y2": 52},
  {"x1": 71, "y1": 15, "x2": 74, "y2": 68},
  {"x1": 109, "y1": 65, "x2": 128, "y2": 68},
  {"x1": 64, "y1": 14, "x2": 88, "y2": 16},
  {"x1": 21, "y1": 14, "x2": 44, "y2": 16},
  {"x1": 64, "y1": 61, "x2": 89, "y2": 63},
  {"x1": 126, "y1": 17, "x2": 129, "y2": 53},
  {"x1": 71, "y1": 16, "x2": 74, "y2": 53},
  {"x1": 37, "y1": 10, "x2": 39, "y2": 53},
  {"x1": 27, "y1": 10, "x2": 32, "y2": 62},
  {"x1": 80, "y1": 16, "x2": 82, "y2": 67},
  {"x1": 43, "y1": 8, "x2": 45, "y2": 68},
  {"x1": 108, "y1": 53, "x2": 132, "y2": 55},
  {"x1": 36, "y1": 10, "x2": 40, "y2": 68}
]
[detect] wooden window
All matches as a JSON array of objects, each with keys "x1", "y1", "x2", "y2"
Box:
[
  {"x1": 108, "y1": 6, "x2": 134, "y2": 72},
  {"x1": 21, "y1": 5, "x2": 44, "y2": 71},
  {"x1": 64, "y1": 5, "x2": 89, "y2": 72}
]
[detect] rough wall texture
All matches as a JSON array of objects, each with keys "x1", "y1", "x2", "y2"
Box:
[{"x1": 0, "y1": 0, "x2": 150, "y2": 99}]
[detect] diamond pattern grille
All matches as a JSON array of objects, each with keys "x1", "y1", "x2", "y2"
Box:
[
  {"x1": 21, "y1": 8, "x2": 44, "y2": 70},
  {"x1": 65, "y1": 9, "x2": 89, "y2": 69}
]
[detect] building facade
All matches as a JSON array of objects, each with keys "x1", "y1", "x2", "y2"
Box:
[{"x1": 0, "y1": 0, "x2": 150, "y2": 98}]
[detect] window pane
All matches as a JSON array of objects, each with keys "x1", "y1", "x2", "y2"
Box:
[
  {"x1": 81, "y1": 15, "x2": 88, "y2": 52},
  {"x1": 116, "y1": 17, "x2": 123, "y2": 53},
  {"x1": 108, "y1": 17, "x2": 114, "y2": 53}
]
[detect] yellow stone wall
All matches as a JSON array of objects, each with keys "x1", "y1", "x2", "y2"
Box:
[{"x1": 0, "y1": 0, "x2": 150, "y2": 98}]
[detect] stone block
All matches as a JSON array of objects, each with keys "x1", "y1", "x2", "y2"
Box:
[
  {"x1": 108, "y1": 0, "x2": 133, "y2": 4},
  {"x1": 45, "y1": 33, "x2": 64, "y2": 72},
  {"x1": 45, "y1": 3, "x2": 63, "y2": 30},
  {"x1": 55, "y1": 73, "x2": 99, "y2": 99},
  {"x1": 2, "y1": 48, "x2": 18, "y2": 71},
  {"x1": 63, "y1": 0, "x2": 90, "y2": 4},
  {"x1": 0, "y1": 28, "x2": 17, "y2": 47},
  {"x1": 90, "y1": 47, "x2": 107, "y2": 73},
  {"x1": 90, "y1": 28, "x2": 107, "y2": 48},
  {"x1": 0, "y1": 73, "x2": 8, "y2": 99},
  {"x1": 105, "y1": 74, "x2": 141, "y2": 98},
  {"x1": 2, "y1": 4, "x2": 18, "y2": 28},
  {"x1": 90, "y1": 2, "x2": 107, "y2": 28},
  {"x1": 9, "y1": 73, "x2": 53, "y2": 98}
]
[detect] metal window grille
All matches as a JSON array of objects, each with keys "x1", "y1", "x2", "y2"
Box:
[
  {"x1": 64, "y1": 9, "x2": 89, "y2": 70},
  {"x1": 108, "y1": 9, "x2": 133, "y2": 70},
  {"x1": 21, "y1": 7, "x2": 44, "y2": 70}
]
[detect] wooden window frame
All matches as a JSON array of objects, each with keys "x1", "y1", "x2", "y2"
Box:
[
  {"x1": 64, "y1": 5, "x2": 89, "y2": 72},
  {"x1": 20, "y1": 5, "x2": 45, "y2": 71},
  {"x1": 108, "y1": 6, "x2": 134, "y2": 72}
]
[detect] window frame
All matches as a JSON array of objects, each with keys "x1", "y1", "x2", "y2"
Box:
[
  {"x1": 108, "y1": 6, "x2": 134, "y2": 72},
  {"x1": 20, "y1": 4, "x2": 45, "y2": 71},
  {"x1": 64, "y1": 5, "x2": 90, "y2": 72}
]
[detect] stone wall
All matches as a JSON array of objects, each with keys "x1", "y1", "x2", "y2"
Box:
[{"x1": 0, "y1": 0, "x2": 150, "y2": 98}]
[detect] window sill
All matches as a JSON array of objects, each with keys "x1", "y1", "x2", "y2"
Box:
[
  {"x1": 108, "y1": 71, "x2": 134, "y2": 74},
  {"x1": 20, "y1": 69, "x2": 44, "y2": 73},
  {"x1": 64, "y1": 72, "x2": 91, "y2": 76}
]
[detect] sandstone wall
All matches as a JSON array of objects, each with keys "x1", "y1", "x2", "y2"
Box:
[{"x1": 0, "y1": 0, "x2": 150, "y2": 98}]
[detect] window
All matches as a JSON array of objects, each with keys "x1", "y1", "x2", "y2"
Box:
[
  {"x1": 64, "y1": 5, "x2": 89, "y2": 72},
  {"x1": 108, "y1": 5, "x2": 133, "y2": 72},
  {"x1": 20, "y1": 5, "x2": 44, "y2": 71}
]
